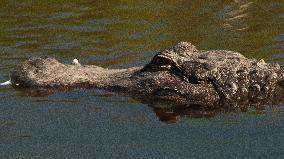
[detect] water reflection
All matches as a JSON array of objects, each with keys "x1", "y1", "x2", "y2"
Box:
[
  {"x1": 152, "y1": 104, "x2": 218, "y2": 123},
  {"x1": 147, "y1": 95, "x2": 283, "y2": 123},
  {"x1": 12, "y1": 86, "x2": 284, "y2": 123}
]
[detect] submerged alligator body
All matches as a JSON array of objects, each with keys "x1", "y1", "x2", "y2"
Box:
[{"x1": 11, "y1": 42, "x2": 284, "y2": 109}]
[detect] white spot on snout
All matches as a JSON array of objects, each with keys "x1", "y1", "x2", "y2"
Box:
[{"x1": 72, "y1": 59, "x2": 81, "y2": 65}]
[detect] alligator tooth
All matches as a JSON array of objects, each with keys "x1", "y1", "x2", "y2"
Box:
[{"x1": 0, "y1": 80, "x2": 11, "y2": 86}]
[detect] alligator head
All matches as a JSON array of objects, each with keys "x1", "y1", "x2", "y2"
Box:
[{"x1": 132, "y1": 42, "x2": 284, "y2": 107}]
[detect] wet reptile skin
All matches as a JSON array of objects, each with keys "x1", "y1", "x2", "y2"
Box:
[{"x1": 11, "y1": 42, "x2": 284, "y2": 108}]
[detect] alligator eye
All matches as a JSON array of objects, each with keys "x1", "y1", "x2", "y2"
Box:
[
  {"x1": 141, "y1": 54, "x2": 175, "y2": 72},
  {"x1": 152, "y1": 56, "x2": 172, "y2": 66}
]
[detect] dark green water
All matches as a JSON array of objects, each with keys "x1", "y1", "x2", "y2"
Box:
[{"x1": 0, "y1": 0, "x2": 284, "y2": 158}]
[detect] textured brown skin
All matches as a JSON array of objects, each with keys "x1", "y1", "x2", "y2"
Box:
[{"x1": 10, "y1": 42, "x2": 284, "y2": 108}]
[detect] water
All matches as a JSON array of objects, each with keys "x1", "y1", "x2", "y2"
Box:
[{"x1": 0, "y1": 0, "x2": 284, "y2": 158}]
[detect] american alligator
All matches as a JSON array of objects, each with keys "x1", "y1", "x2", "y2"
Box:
[{"x1": 10, "y1": 42, "x2": 284, "y2": 109}]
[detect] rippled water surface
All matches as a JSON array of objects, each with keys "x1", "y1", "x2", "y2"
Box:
[{"x1": 0, "y1": 1, "x2": 284, "y2": 158}]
